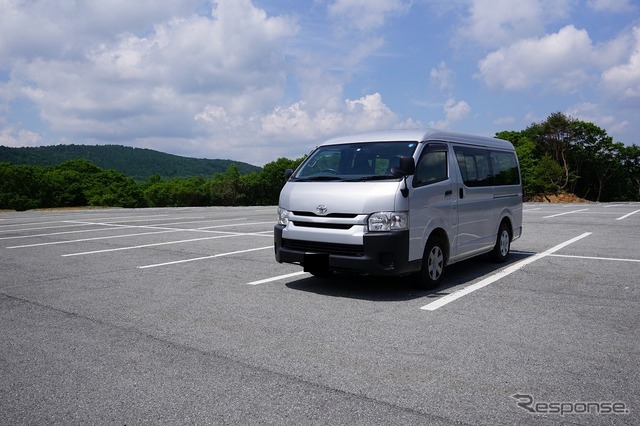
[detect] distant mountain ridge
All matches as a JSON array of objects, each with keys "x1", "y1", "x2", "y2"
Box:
[{"x1": 0, "y1": 144, "x2": 261, "y2": 181}]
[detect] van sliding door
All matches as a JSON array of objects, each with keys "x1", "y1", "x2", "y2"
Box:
[{"x1": 453, "y1": 145, "x2": 496, "y2": 258}]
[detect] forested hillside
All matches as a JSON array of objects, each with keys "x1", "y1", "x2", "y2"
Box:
[
  {"x1": 0, "y1": 157, "x2": 303, "y2": 211},
  {"x1": 0, "y1": 144, "x2": 260, "y2": 181}
]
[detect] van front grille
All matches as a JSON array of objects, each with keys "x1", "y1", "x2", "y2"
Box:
[
  {"x1": 282, "y1": 238, "x2": 364, "y2": 257},
  {"x1": 292, "y1": 221, "x2": 353, "y2": 230},
  {"x1": 292, "y1": 211, "x2": 358, "y2": 218}
]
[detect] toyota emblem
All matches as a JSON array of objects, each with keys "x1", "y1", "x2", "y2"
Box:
[{"x1": 315, "y1": 205, "x2": 328, "y2": 215}]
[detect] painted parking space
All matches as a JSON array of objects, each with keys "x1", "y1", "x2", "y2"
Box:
[{"x1": 1, "y1": 203, "x2": 638, "y2": 425}]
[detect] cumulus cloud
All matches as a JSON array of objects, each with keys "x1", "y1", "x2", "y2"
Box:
[
  {"x1": 456, "y1": 0, "x2": 572, "y2": 48},
  {"x1": 429, "y1": 98, "x2": 471, "y2": 129},
  {"x1": 0, "y1": 126, "x2": 42, "y2": 147},
  {"x1": 430, "y1": 62, "x2": 454, "y2": 93},
  {"x1": 475, "y1": 21, "x2": 640, "y2": 113},
  {"x1": 566, "y1": 102, "x2": 630, "y2": 136},
  {"x1": 0, "y1": 0, "x2": 202, "y2": 66},
  {"x1": 192, "y1": 93, "x2": 402, "y2": 163},
  {"x1": 475, "y1": 25, "x2": 596, "y2": 92},
  {"x1": 5, "y1": 0, "x2": 298, "y2": 146},
  {"x1": 1, "y1": 0, "x2": 416, "y2": 165},
  {"x1": 601, "y1": 26, "x2": 640, "y2": 102}
]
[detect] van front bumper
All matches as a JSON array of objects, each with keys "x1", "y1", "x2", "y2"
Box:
[{"x1": 274, "y1": 225, "x2": 417, "y2": 276}]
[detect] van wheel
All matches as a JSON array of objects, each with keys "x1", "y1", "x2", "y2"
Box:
[
  {"x1": 417, "y1": 237, "x2": 446, "y2": 290},
  {"x1": 490, "y1": 222, "x2": 511, "y2": 263}
]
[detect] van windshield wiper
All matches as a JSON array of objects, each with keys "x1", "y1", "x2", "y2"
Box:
[
  {"x1": 343, "y1": 175, "x2": 398, "y2": 182},
  {"x1": 294, "y1": 175, "x2": 345, "y2": 182}
]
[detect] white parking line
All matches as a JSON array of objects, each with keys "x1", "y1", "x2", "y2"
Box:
[
  {"x1": 196, "y1": 221, "x2": 274, "y2": 230},
  {"x1": 2, "y1": 220, "x2": 266, "y2": 243},
  {"x1": 61, "y1": 233, "x2": 246, "y2": 257},
  {"x1": 0, "y1": 222, "x2": 110, "y2": 233},
  {"x1": 549, "y1": 254, "x2": 640, "y2": 263},
  {"x1": 420, "y1": 232, "x2": 592, "y2": 311},
  {"x1": 7, "y1": 230, "x2": 179, "y2": 249},
  {"x1": 543, "y1": 209, "x2": 589, "y2": 218},
  {"x1": 0, "y1": 227, "x2": 119, "y2": 240},
  {"x1": 616, "y1": 209, "x2": 640, "y2": 221},
  {"x1": 0, "y1": 216, "x2": 214, "y2": 234},
  {"x1": 138, "y1": 246, "x2": 273, "y2": 269},
  {"x1": 0, "y1": 215, "x2": 171, "y2": 229},
  {"x1": 246, "y1": 271, "x2": 308, "y2": 285}
]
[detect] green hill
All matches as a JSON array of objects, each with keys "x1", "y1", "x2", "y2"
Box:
[{"x1": 0, "y1": 144, "x2": 261, "y2": 181}]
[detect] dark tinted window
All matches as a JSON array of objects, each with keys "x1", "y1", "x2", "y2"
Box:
[
  {"x1": 454, "y1": 146, "x2": 493, "y2": 187},
  {"x1": 491, "y1": 151, "x2": 520, "y2": 185},
  {"x1": 414, "y1": 144, "x2": 448, "y2": 187}
]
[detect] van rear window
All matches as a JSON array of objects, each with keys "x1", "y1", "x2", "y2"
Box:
[{"x1": 454, "y1": 146, "x2": 520, "y2": 187}]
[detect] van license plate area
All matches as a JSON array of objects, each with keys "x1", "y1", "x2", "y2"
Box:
[{"x1": 304, "y1": 253, "x2": 329, "y2": 272}]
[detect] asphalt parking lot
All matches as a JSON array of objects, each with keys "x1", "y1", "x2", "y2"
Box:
[{"x1": 1, "y1": 203, "x2": 638, "y2": 425}]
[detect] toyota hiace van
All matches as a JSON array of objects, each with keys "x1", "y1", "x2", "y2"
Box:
[{"x1": 274, "y1": 129, "x2": 523, "y2": 289}]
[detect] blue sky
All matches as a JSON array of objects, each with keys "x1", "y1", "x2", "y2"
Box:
[{"x1": 1, "y1": 0, "x2": 638, "y2": 166}]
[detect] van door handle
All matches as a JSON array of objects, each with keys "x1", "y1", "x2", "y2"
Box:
[
  {"x1": 445, "y1": 190, "x2": 452, "y2": 196},
  {"x1": 459, "y1": 188, "x2": 464, "y2": 199}
]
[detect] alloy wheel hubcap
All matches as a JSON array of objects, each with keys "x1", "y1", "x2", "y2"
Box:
[{"x1": 428, "y1": 246, "x2": 443, "y2": 279}]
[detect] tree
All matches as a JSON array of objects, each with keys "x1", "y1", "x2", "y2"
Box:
[
  {"x1": 527, "y1": 112, "x2": 577, "y2": 191},
  {"x1": 210, "y1": 164, "x2": 244, "y2": 206},
  {"x1": 258, "y1": 157, "x2": 304, "y2": 205},
  {"x1": 0, "y1": 163, "x2": 44, "y2": 211}
]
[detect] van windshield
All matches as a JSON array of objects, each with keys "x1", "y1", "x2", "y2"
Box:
[{"x1": 293, "y1": 141, "x2": 418, "y2": 181}]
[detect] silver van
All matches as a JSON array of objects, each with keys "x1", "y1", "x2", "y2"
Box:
[{"x1": 274, "y1": 129, "x2": 523, "y2": 289}]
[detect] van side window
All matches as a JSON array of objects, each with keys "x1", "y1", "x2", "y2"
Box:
[
  {"x1": 414, "y1": 146, "x2": 448, "y2": 187},
  {"x1": 490, "y1": 151, "x2": 520, "y2": 185},
  {"x1": 454, "y1": 146, "x2": 493, "y2": 187}
]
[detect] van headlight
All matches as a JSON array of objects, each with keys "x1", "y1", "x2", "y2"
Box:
[
  {"x1": 278, "y1": 207, "x2": 290, "y2": 226},
  {"x1": 368, "y1": 211, "x2": 408, "y2": 232}
]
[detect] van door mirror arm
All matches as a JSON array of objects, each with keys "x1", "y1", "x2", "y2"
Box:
[
  {"x1": 397, "y1": 156, "x2": 415, "y2": 198},
  {"x1": 401, "y1": 176, "x2": 410, "y2": 198}
]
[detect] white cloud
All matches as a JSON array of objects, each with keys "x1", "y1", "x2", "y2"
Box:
[
  {"x1": 9, "y1": 0, "x2": 298, "y2": 142},
  {"x1": 190, "y1": 92, "x2": 410, "y2": 164},
  {"x1": 328, "y1": 0, "x2": 409, "y2": 32},
  {"x1": 430, "y1": 62, "x2": 454, "y2": 93},
  {"x1": 456, "y1": 0, "x2": 573, "y2": 48},
  {"x1": 0, "y1": 0, "x2": 202, "y2": 66},
  {"x1": 601, "y1": 26, "x2": 640, "y2": 102},
  {"x1": 0, "y1": 126, "x2": 42, "y2": 147},
  {"x1": 476, "y1": 25, "x2": 596, "y2": 92},
  {"x1": 2, "y1": 0, "x2": 417, "y2": 164},
  {"x1": 565, "y1": 102, "x2": 629, "y2": 136},
  {"x1": 429, "y1": 98, "x2": 471, "y2": 129}
]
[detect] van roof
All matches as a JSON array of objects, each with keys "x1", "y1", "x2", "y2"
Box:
[{"x1": 320, "y1": 128, "x2": 514, "y2": 150}]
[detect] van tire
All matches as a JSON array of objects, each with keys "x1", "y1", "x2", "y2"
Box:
[
  {"x1": 417, "y1": 237, "x2": 446, "y2": 290},
  {"x1": 490, "y1": 222, "x2": 511, "y2": 263}
]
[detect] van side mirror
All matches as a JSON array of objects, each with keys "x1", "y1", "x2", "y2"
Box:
[
  {"x1": 393, "y1": 156, "x2": 415, "y2": 176},
  {"x1": 284, "y1": 169, "x2": 293, "y2": 180}
]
